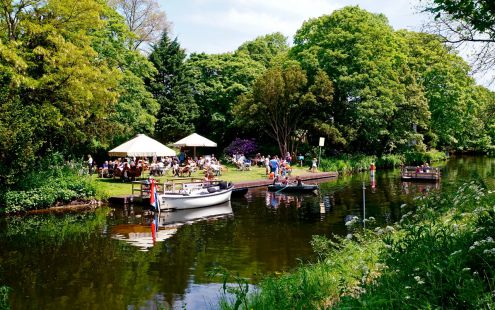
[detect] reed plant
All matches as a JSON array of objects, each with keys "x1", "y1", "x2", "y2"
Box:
[
  {"x1": 220, "y1": 180, "x2": 495, "y2": 309},
  {"x1": 337, "y1": 181, "x2": 495, "y2": 309}
]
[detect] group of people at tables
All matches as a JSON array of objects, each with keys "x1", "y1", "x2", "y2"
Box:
[{"x1": 97, "y1": 154, "x2": 223, "y2": 180}]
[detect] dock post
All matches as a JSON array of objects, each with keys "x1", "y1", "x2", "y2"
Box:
[{"x1": 362, "y1": 181, "x2": 366, "y2": 229}]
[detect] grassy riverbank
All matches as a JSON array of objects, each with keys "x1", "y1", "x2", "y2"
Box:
[
  {"x1": 0, "y1": 150, "x2": 448, "y2": 213},
  {"x1": 318, "y1": 150, "x2": 447, "y2": 175},
  {"x1": 219, "y1": 180, "x2": 495, "y2": 309},
  {"x1": 94, "y1": 164, "x2": 312, "y2": 197}
]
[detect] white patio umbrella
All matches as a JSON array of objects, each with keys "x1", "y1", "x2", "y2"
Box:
[
  {"x1": 108, "y1": 134, "x2": 176, "y2": 157},
  {"x1": 173, "y1": 133, "x2": 217, "y2": 158}
]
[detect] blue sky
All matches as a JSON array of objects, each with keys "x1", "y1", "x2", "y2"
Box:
[{"x1": 158, "y1": 0, "x2": 425, "y2": 54}]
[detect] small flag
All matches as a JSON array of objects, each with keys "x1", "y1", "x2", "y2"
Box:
[{"x1": 149, "y1": 178, "x2": 159, "y2": 211}]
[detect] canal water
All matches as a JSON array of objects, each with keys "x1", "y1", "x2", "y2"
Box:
[{"x1": 1, "y1": 156, "x2": 494, "y2": 309}]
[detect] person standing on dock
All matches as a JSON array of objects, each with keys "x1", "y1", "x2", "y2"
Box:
[
  {"x1": 87, "y1": 155, "x2": 93, "y2": 175},
  {"x1": 370, "y1": 162, "x2": 376, "y2": 177},
  {"x1": 310, "y1": 157, "x2": 317, "y2": 173}
]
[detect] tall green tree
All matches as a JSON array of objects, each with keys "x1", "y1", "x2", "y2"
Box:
[
  {"x1": 0, "y1": 0, "x2": 121, "y2": 184},
  {"x1": 148, "y1": 31, "x2": 198, "y2": 142},
  {"x1": 94, "y1": 4, "x2": 159, "y2": 145},
  {"x1": 292, "y1": 6, "x2": 430, "y2": 154},
  {"x1": 398, "y1": 30, "x2": 491, "y2": 151},
  {"x1": 236, "y1": 32, "x2": 289, "y2": 67},
  {"x1": 186, "y1": 52, "x2": 265, "y2": 145},
  {"x1": 234, "y1": 62, "x2": 334, "y2": 156}
]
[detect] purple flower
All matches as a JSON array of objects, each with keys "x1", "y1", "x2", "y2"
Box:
[{"x1": 224, "y1": 138, "x2": 257, "y2": 156}]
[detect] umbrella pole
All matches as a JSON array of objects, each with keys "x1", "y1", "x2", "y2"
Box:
[{"x1": 194, "y1": 146, "x2": 196, "y2": 159}]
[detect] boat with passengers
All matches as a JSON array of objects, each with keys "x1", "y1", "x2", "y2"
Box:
[{"x1": 400, "y1": 166, "x2": 441, "y2": 182}]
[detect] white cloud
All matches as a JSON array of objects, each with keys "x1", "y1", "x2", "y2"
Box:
[{"x1": 160, "y1": 0, "x2": 424, "y2": 54}]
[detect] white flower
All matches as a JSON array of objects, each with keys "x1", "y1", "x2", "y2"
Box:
[{"x1": 385, "y1": 226, "x2": 395, "y2": 233}]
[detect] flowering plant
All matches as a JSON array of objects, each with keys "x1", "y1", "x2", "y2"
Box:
[{"x1": 224, "y1": 138, "x2": 257, "y2": 156}]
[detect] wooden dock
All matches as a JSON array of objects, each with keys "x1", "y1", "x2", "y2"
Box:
[{"x1": 108, "y1": 172, "x2": 338, "y2": 204}]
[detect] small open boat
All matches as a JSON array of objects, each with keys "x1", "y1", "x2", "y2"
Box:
[
  {"x1": 232, "y1": 187, "x2": 248, "y2": 197},
  {"x1": 158, "y1": 178, "x2": 233, "y2": 210},
  {"x1": 268, "y1": 183, "x2": 319, "y2": 193}
]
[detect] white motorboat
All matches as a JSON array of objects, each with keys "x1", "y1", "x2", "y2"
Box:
[{"x1": 158, "y1": 179, "x2": 233, "y2": 210}]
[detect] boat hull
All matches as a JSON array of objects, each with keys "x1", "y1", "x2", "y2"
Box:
[
  {"x1": 159, "y1": 187, "x2": 233, "y2": 210},
  {"x1": 267, "y1": 184, "x2": 319, "y2": 193}
]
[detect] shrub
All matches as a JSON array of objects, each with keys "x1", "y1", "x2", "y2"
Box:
[
  {"x1": 403, "y1": 149, "x2": 447, "y2": 165},
  {"x1": 0, "y1": 160, "x2": 97, "y2": 214},
  {"x1": 376, "y1": 154, "x2": 404, "y2": 168}
]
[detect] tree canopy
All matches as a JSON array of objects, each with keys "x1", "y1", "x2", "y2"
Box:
[
  {"x1": 235, "y1": 62, "x2": 334, "y2": 156},
  {"x1": 148, "y1": 31, "x2": 198, "y2": 143},
  {"x1": 0, "y1": 2, "x2": 494, "y2": 187}
]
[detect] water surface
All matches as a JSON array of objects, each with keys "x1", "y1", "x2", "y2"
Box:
[{"x1": 1, "y1": 156, "x2": 494, "y2": 309}]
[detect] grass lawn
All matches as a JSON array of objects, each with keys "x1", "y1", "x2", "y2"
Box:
[{"x1": 94, "y1": 164, "x2": 311, "y2": 198}]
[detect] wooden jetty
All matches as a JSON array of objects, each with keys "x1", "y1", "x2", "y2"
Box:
[
  {"x1": 109, "y1": 172, "x2": 339, "y2": 204},
  {"x1": 401, "y1": 166, "x2": 440, "y2": 182}
]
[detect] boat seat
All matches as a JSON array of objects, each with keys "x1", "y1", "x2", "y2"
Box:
[{"x1": 207, "y1": 187, "x2": 218, "y2": 193}]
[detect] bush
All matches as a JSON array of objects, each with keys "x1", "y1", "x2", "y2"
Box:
[
  {"x1": 318, "y1": 151, "x2": 446, "y2": 174},
  {"x1": 0, "y1": 159, "x2": 97, "y2": 214},
  {"x1": 376, "y1": 154, "x2": 404, "y2": 168},
  {"x1": 403, "y1": 149, "x2": 448, "y2": 165},
  {"x1": 318, "y1": 155, "x2": 377, "y2": 174}
]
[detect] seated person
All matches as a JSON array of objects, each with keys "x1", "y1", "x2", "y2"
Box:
[
  {"x1": 281, "y1": 176, "x2": 289, "y2": 185},
  {"x1": 157, "y1": 161, "x2": 165, "y2": 175},
  {"x1": 295, "y1": 176, "x2": 303, "y2": 186},
  {"x1": 179, "y1": 164, "x2": 191, "y2": 177},
  {"x1": 204, "y1": 171, "x2": 215, "y2": 183},
  {"x1": 100, "y1": 161, "x2": 109, "y2": 177},
  {"x1": 108, "y1": 160, "x2": 114, "y2": 177},
  {"x1": 198, "y1": 156, "x2": 205, "y2": 170},
  {"x1": 172, "y1": 161, "x2": 180, "y2": 177},
  {"x1": 210, "y1": 163, "x2": 222, "y2": 176}
]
